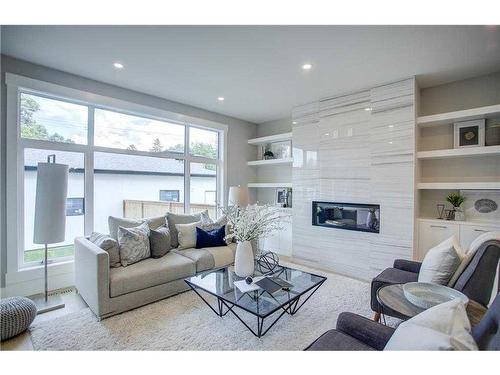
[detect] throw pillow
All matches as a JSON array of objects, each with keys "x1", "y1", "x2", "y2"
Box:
[
  {"x1": 447, "y1": 231, "x2": 500, "y2": 287},
  {"x1": 108, "y1": 216, "x2": 144, "y2": 240},
  {"x1": 150, "y1": 225, "x2": 171, "y2": 258},
  {"x1": 89, "y1": 232, "x2": 121, "y2": 268},
  {"x1": 196, "y1": 225, "x2": 227, "y2": 248},
  {"x1": 166, "y1": 211, "x2": 205, "y2": 248},
  {"x1": 176, "y1": 221, "x2": 202, "y2": 249},
  {"x1": 117, "y1": 222, "x2": 151, "y2": 266},
  {"x1": 200, "y1": 210, "x2": 213, "y2": 224},
  {"x1": 384, "y1": 299, "x2": 478, "y2": 350},
  {"x1": 418, "y1": 236, "x2": 463, "y2": 285},
  {"x1": 200, "y1": 215, "x2": 231, "y2": 244},
  {"x1": 145, "y1": 215, "x2": 168, "y2": 230}
]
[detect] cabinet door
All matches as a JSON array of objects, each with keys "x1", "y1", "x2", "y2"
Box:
[
  {"x1": 418, "y1": 221, "x2": 459, "y2": 260},
  {"x1": 459, "y1": 224, "x2": 500, "y2": 250}
]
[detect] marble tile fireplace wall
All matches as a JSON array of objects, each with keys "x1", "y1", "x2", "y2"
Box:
[{"x1": 291, "y1": 78, "x2": 416, "y2": 280}]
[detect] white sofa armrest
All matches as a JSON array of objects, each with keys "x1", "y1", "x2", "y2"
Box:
[{"x1": 74, "y1": 237, "x2": 111, "y2": 318}]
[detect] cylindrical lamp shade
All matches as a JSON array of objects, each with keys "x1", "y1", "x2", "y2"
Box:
[
  {"x1": 33, "y1": 162, "x2": 69, "y2": 244},
  {"x1": 228, "y1": 186, "x2": 249, "y2": 207}
]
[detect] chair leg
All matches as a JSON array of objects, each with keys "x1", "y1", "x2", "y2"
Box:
[{"x1": 373, "y1": 312, "x2": 381, "y2": 322}]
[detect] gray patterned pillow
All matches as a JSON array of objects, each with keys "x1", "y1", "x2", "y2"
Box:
[
  {"x1": 89, "y1": 232, "x2": 121, "y2": 268},
  {"x1": 118, "y1": 222, "x2": 151, "y2": 266}
]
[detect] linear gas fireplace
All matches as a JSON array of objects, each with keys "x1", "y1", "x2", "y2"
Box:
[{"x1": 312, "y1": 201, "x2": 380, "y2": 233}]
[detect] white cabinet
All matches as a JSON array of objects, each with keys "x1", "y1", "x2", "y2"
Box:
[
  {"x1": 418, "y1": 219, "x2": 500, "y2": 260},
  {"x1": 258, "y1": 213, "x2": 292, "y2": 257},
  {"x1": 418, "y1": 220, "x2": 459, "y2": 260},
  {"x1": 459, "y1": 223, "x2": 500, "y2": 249}
]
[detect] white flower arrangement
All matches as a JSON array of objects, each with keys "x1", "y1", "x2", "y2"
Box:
[{"x1": 219, "y1": 204, "x2": 290, "y2": 243}]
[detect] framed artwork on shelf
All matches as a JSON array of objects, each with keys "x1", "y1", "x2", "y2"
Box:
[{"x1": 453, "y1": 119, "x2": 485, "y2": 148}]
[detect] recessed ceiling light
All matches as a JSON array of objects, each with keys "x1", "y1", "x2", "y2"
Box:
[
  {"x1": 388, "y1": 125, "x2": 394, "y2": 128},
  {"x1": 302, "y1": 63, "x2": 312, "y2": 70},
  {"x1": 364, "y1": 107, "x2": 372, "y2": 111},
  {"x1": 217, "y1": 97, "x2": 225, "y2": 101},
  {"x1": 292, "y1": 121, "x2": 297, "y2": 125},
  {"x1": 113, "y1": 62, "x2": 124, "y2": 69}
]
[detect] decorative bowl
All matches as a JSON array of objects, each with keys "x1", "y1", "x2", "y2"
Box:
[{"x1": 403, "y1": 282, "x2": 469, "y2": 309}]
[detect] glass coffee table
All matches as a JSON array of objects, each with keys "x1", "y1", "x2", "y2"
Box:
[{"x1": 185, "y1": 264, "x2": 327, "y2": 337}]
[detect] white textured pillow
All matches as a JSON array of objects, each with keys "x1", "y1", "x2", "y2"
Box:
[
  {"x1": 176, "y1": 221, "x2": 202, "y2": 249},
  {"x1": 384, "y1": 299, "x2": 477, "y2": 351},
  {"x1": 418, "y1": 236, "x2": 464, "y2": 285},
  {"x1": 117, "y1": 222, "x2": 151, "y2": 266}
]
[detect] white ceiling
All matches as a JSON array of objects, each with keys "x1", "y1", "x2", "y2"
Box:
[{"x1": 2, "y1": 25, "x2": 500, "y2": 124}]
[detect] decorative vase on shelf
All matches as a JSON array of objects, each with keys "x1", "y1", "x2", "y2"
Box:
[
  {"x1": 454, "y1": 207, "x2": 465, "y2": 221},
  {"x1": 235, "y1": 241, "x2": 255, "y2": 277}
]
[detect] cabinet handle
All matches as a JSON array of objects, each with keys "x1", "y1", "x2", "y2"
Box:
[
  {"x1": 430, "y1": 225, "x2": 447, "y2": 229},
  {"x1": 474, "y1": 229, "x2": 488, "y2": 232}
]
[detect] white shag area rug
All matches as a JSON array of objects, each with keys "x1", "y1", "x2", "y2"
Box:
[{"x1": 29, "y1": 265, "x2": 396, "y2": 350}]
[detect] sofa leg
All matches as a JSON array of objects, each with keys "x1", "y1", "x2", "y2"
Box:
[{"x1": 373, "y1": 312, "x2": 381, "y2": 322}]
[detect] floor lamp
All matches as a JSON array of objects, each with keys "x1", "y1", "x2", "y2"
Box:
[{"x1": 32, "y1": 155, "x2": 68, "y2": 314}]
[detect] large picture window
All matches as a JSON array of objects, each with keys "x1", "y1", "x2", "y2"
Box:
[{"x1": 8, "y1": 76, "x2": 225, "y2": 270}]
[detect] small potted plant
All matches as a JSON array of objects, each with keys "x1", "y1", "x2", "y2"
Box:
[{"x1": 446, "y1": 192, "x2": 466, "y2": 221}]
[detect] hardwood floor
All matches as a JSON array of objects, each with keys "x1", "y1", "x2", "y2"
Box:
[{"x1": 0, "y1": 289, "x2": 87, "y2": 351}]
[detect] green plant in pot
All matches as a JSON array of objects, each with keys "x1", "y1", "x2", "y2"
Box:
[{"x1": 446, "y1": 192, "x2": 466, "y2": 221}]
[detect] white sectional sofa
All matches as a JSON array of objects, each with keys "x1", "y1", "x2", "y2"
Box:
[{"x1": 75, "y1": 212, "x2": 236, "y2": 319}]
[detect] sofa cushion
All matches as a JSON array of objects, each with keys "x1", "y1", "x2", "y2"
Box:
[
  {"x1": 89, "y1": 232, "x2": 121, "y2": 268},
  {"x1": 108, "y1": 216, "x2": 144, "y2": 240},
  {"x1": 418, "y1": 236, "x2": 463, "y2": 285},
  {"x1": 150, "y1": 226, "x2": 172, "y2": 258},
  {"x1": 167, "y1": 211, "x2": 205, "y2": 248},
  {"x1": 173, "y1": 248, "x2": 215, "y2": 272},
  {"x1": 117, "y1": 222, "x2": 151, "y2": 267},
  {"x1": 384, "y1": 299, "x2": 477, "y2": 350},
  {"x1": 109, "y1": 252, "x2": 196, "y2": 297},
  {"x1": 196, "y1": 226, "x2": 227, "y2": 248},
  {"x1": 305, "y1": 329, "x2": 375, "y2": 351}
]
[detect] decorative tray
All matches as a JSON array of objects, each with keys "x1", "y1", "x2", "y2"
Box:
[{"x1": 403, "y1": 282, "x2": 469, "y2": 309}]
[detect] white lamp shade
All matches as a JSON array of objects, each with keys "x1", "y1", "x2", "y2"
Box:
[
  {"x1": 33, "y1": 162, "x2": 69, "y2": 244},
  {"x1": 228, "y1": 186, "x2": 249, "y2": 207}
]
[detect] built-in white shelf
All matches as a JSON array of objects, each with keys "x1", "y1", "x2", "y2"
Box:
[
  {"x1": 418, "y1": 217, "x2": 500, "y2": 227},
  {"x1": 417, "y1": 145, "x2": 500, "y2": 160},
  {"x1": 248, "y1": 182, "x2": 292, "y2": 188},
  {"x1": 247, "y1": 157, "x2": 293, "y2": 166},
  {"x1": 248, "y1": 132, "x2": 293, "y2": 145},
  {"x1": 417, "y1": 103, "x2": 500, "y2": 128},
  {"x1": 417, "y1": 182, "x2": 500, "y2": 190}
]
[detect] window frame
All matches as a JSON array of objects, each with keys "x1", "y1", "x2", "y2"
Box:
[{"x1": 6, "y1": 73, "x2": 228, "y2": 272}]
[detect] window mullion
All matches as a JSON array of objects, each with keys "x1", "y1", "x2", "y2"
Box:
[
  {"x1": 85, "y1": 106, "x2": 95, "y2": 235},
  {"x1": 184, "y1": 124, "x2": 190, "y2": 214}
]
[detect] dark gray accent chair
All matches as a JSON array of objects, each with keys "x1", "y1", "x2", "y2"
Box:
[
  {"x1": 305, "y1": 293, "x2": 500, "y2": 350},
  {"x1": 371, "y1": 240, "x2": 500, "y2": 320}
]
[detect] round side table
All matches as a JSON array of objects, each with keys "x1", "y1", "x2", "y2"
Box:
[{"x1": 376, "y1": 284, "x2": 487, "y2": 326}]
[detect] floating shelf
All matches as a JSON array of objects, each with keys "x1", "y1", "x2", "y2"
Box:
[
  {"x1": 417, "y1": 104, "x2": 500, "y2": 127},
  {"x1": 248, "y1": 182, "x2": 292, "y2": 188},
  {"x1": 248, "y1": 132, "x2": 293, "y2": 145},
  {"x1": 417, "y1": 145, "x2": 500, "y2": 160},
  {"x1": 247, "y1": 158, "x2": 293, "y2": 166},
  {"x1": 417, "y1": 182, "x2": 500, "y2": 190}
]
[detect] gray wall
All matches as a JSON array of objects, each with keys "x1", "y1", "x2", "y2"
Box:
[
  {"x1": 257, "y1": 117, "x2": 292, "y2": 137},
  {"x1": 0, "y1": 54, "x2": 256, "y2": 288},
  {"x1": 420, "y1": 71, "x2": 500, "y2": 115}
]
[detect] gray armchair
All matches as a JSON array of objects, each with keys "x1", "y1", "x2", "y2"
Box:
[
  {"x1": 306, "y1": 293, "x2": 500, "y2": 350},
  {"x1": 371, "y1": 240, "x2": 500, "y2": 320}
]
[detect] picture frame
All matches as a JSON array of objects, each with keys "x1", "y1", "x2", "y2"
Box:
[
  {"x1": 275, "y1": 188, "x2": 288, "y2": 207},
  {"x1": 453, "y1": 119, "x2": 485, "y2": 148}
]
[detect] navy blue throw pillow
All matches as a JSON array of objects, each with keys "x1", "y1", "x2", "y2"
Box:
[{"x1": 196, "y1": 225, "x2": 226, "y2": 248}]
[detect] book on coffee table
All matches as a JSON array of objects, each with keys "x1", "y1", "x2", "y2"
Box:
[{"x1": 255, "y1": 277, "x2": 293, "y2": 295}]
